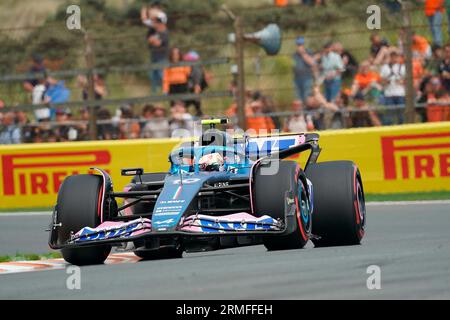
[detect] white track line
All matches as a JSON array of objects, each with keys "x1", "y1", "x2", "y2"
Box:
[
  {"x1": 0, "y1": 260, "x2": 65, "y2": 274},
  {"x1": 0, "y1": 253, "x2": 140, "y2": 275},
  {"x1": 0, "y1": 211, "x2": 52, "y2": 217}
]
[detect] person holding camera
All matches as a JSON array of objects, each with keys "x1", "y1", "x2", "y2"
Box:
[{"x1": 380, "y1": 51, "x2": 406, "y2": 125}]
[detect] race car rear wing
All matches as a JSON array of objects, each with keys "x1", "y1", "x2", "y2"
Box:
[{"x1": 245, "y1": 133, "x2": 321, "y2": 168}]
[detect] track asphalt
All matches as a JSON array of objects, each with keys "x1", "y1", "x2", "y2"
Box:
[{"x1": 0, "y1": 202, "x2": 449, "y2": 299}]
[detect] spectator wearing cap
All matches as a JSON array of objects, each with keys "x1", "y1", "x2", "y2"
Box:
[
  {"x1": 292, "y1": 36, "x2": 316, "y2": 103},
  {"x1": 320, "y1": 42, "x2": 344, "y2": 103},
  {"x1": 163, "y1": 47, "x2": 191, "y2": 96},
  {"x1": 147, "y1": 9, "x2": 169, "y2": 93},
  {"x1": 424, "y1": 0, "x2": 444, "y2": 46},
  {"x1": 23, "y1": 54, "x2": 46, "y2": 93},
  {"x1": 183, "y1": 50, "x2": 208, "y2": 116}
]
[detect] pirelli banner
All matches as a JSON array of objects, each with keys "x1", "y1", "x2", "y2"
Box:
[
  {"x1": 0, "y1": 122, "x2": 449, "y2": 209},
  {"x1": 317, "y1": 122, "x2": 450, "y2": 194},
  {"x1": 0, "y1": 139, "x2": 179, "y2": 209}
]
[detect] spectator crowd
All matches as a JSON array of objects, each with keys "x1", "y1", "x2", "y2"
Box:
[
  {"x1": 1, "y1": 0, "x2": 450, "y2": 145},
  {"x1": 282, "y1": 0, "x2": 450, "y2": 132}
]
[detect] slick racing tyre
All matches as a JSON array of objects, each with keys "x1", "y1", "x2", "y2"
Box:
[
  {"x1": 253, "y1": 161, "x2": 312, "y2": 250},
  {"x1": 306, "y1": 161, "x2": 366, "y2": 247},
  {"x1": 56, "y1": 174, "x2": 111, "y2": 265}
]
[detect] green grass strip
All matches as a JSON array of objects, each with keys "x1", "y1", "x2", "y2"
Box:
[
  {"x1": 0, "y1": 207, "x2": 52, "y2": 213},
  {"x1": 0, "y1": 252, "x2": 62, "y2": 263},
  {"x1": 366, "y1": 191, "x2": 450, "y2": 202}
]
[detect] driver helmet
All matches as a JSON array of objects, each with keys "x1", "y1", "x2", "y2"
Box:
[{"x1": 199, "y1": 153, "x2": 224, "y2": 172}]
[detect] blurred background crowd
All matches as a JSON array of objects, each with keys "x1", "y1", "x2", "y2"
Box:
[{"x1": 1, "y1": 0, "x2": 450, "y2": 144}]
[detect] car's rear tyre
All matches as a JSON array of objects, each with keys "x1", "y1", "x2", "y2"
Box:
[
  {"x1": 253, "y1": 161, "x2": 311, "y2": 250},
  {"x1": 306, "y1": 161, "x2": 366, "y2": 247},
  {"x1": 56, "y1": 174, "x2": 111, "y2": 265}
]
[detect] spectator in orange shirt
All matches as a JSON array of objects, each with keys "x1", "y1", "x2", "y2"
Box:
[
  {"x1": 426, "y1": 88, "x2": 450, "y2": 121},
  {"x1": 412, "y1": 33, "x2": 432, "y2": 59},
  {"x1": 351, "y1": 61, "x2": 382, "y2": 99},
  {"x1": 163, "y1": 47, "x2": 191, "y2": 96},
  {"x1": 246, "y1": 99, "x2": 275, "y2": 134},
  {"x1": 274, "y1": 0, "x2": 288, "y2": 7},
  {"x1": 424, "y1": 0, "x2": 444, "y2": 46},
  {"x1": 413, "y1": 57, "x2": 426, "y2": 89}
]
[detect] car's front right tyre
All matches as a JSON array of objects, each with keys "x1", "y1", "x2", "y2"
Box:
[{"x1": 253, "y1": 160, "x2": 311, "y2": 250}]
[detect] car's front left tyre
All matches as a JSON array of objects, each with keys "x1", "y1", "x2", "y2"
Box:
[{"x1": 56, "y1": 174, "x2": 111, "y2": 266}]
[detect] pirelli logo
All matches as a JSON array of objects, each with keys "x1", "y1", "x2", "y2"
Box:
[
  {"x1": 1, "y1": 150, "x2": 111, "y2": 196},
  {"x1": 381, "y1": 132, "x2": 450, "y2": 180}
]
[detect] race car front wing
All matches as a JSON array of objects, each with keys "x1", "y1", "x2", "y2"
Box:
[{"x1": 51, "y1": 212, "x2": 284, "y2": 249}]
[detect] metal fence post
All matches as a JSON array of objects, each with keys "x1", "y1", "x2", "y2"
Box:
[
  {"x1": 234, "y1": 16, "x2": 247, "y2": 131},
  {"x1": 401, "y1": 1, "x2": 416, "y2": 124},
  {"x1": 222, "y1": 5, "x2": 247, "y2": 131},
  {"x1": 83, "y1": 30, "x2": 98, "y2": 140}
]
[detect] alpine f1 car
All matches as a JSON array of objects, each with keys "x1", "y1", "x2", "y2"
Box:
[{"x1": 48, "y1": 119, "x2": 366, "y2": 265}]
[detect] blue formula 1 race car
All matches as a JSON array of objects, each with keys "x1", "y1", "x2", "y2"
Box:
[{"x1": 48, "y1": 119, "x2": 366, "y2": 265}]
